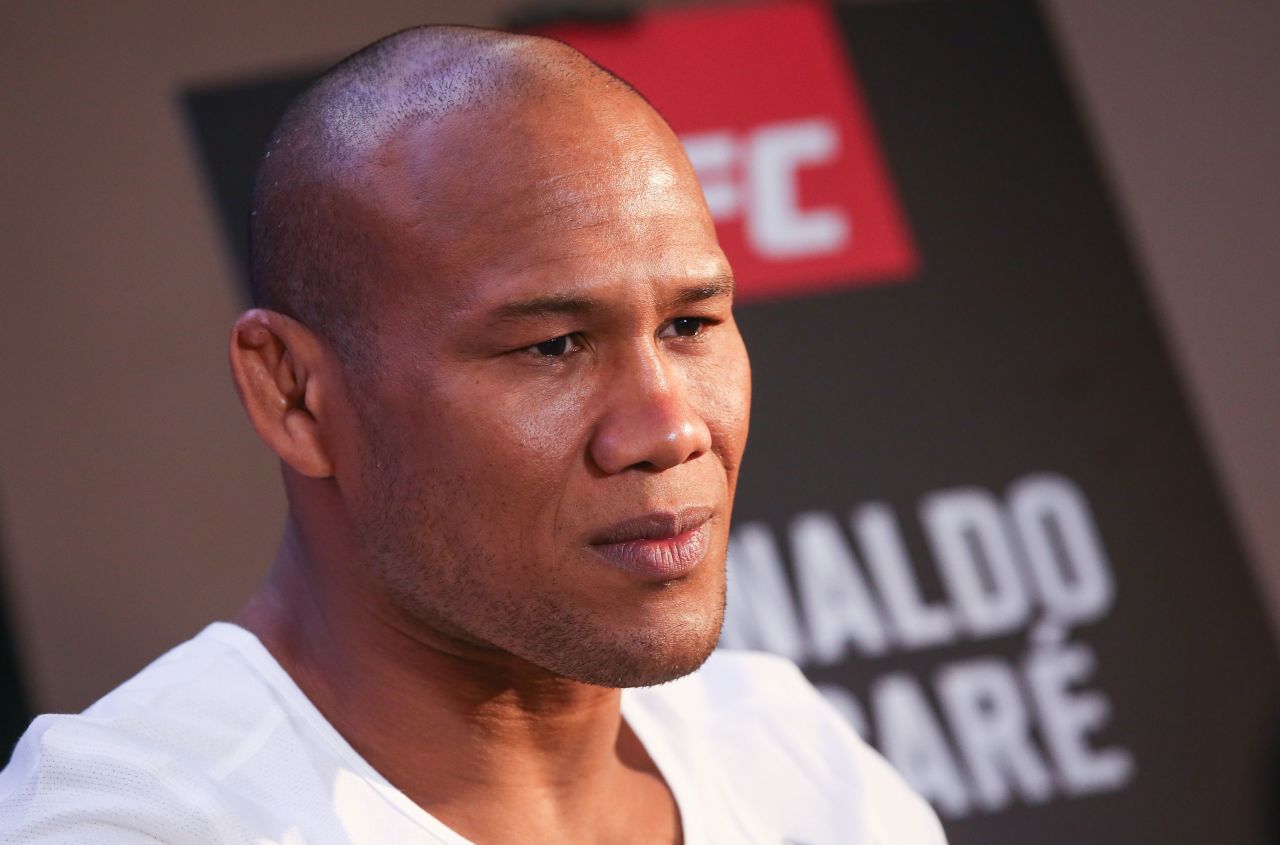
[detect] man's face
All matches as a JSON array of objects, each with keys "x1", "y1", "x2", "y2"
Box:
[{"x1": 338, "y1": 88, "x2": 750, "y2": 687}]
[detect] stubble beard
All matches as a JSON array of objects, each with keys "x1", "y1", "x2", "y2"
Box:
[{"x1": 348, "y1": 412, "x2": 726, "y2": 689}]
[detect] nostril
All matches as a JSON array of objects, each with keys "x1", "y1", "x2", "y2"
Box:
[
  {"x1": 589, "y1": 411, "x2": 709, "y2": 474},
  {"x1": 587, "y1": 361, "x2": 714, "y2": 474}
]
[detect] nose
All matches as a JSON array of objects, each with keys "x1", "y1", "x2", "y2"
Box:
[{"x1": 589, "y1": 347, "x2": 713, "y2": 475}]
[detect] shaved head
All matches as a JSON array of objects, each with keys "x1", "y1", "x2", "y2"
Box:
[
  {"x1": 233, "y1": 22, "x2": 745, "y2": 691},
  {"x1": 249, "y1": 25, "x2": 644, "y2": 370}
]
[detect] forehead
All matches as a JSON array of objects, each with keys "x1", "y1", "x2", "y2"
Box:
[{"x1": 360, "y1": 89, "x2": 724, "y2": 316}]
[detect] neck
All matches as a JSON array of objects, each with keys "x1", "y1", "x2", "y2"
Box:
[{"x1": 235, "y1": 512, "x2": 677, "y2": 844}]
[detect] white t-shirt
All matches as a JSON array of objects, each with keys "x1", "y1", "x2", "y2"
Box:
[{"x1": 0, "y1": 623, "x2": 945, "y2": 844}]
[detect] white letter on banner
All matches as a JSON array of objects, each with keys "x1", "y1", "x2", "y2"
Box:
[
  {"x1": 746, "y1": 118, "x2": 849, "y2": 258},
  {"x1": 922, "y1": 488, "x2": 1031, "y2": 638},
  {"x1": 1025, "y1": 641, "x2": 1135, "y2": 796},
  {"x1": 872, "y1": 673, "x2": 973, "y2": 817},
  {"x1": 853, "y1": 503, "x2": 955, "y2": 649},
  {"x1": 791, "y1": 511, "x2": 890, "y2": 662},
  {"x1": 937, "y1": 658, "x2": 1054, "y2": 811},
  {"x1": 1008, "y1": 474, "x2": 1114, "y2": 627},
  {"x1": 721, "y1": 523, "x2": 808, "y2": 662},
  {"x1": 682, "y1": 130, "x2": 740, "y2": 220}
]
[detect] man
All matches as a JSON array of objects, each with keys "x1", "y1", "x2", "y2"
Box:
[{"x1": 0, "y1": 25, "x2": 945, "y2": 844}]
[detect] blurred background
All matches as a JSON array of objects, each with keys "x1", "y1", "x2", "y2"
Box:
[{"x1": 2, "y1": 1, "x2": 1278, "y2": 842}]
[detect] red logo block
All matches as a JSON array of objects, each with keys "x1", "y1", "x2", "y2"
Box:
[{"x1": 543, "y1": 0, "x2": 919, "y2": 302}]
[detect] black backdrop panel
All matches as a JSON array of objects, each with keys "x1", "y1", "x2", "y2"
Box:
[
  {"x1": 184, "y1": 2, "x2": 1280, "y2": 842},
  {"x1": 723, "y1": 3, "x2": 1279, "y2": 843}
]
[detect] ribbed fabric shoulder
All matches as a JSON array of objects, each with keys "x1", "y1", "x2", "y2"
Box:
[
  {"x1": 0, "y1": 626, "x2": 472, "y2": 845},
  {"x1": 0, "y1": 628, "x2": 267, "y2": 844}
]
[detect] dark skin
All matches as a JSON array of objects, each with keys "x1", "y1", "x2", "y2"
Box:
[{"x1": 229, "y1": 59, "x2": 751, "y2": 845}]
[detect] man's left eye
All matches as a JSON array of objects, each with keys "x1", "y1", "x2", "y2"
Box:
[
  {"x1": 661, "y1": 317, "x2": 708, "y2": 338},
  {"x1": 529, "y1": 334, "x2": 582, "y2": 357}
]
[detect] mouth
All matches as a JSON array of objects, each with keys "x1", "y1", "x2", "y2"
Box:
[{"x1": 588, "y1": 506, "x2": 715, "y2": 582}]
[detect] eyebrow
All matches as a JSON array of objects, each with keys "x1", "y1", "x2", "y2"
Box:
[
  {"x1": 488, "y1": 292, "x2": 596, "y2": 323},
  {"x1": 671, "y1": 273, "x2": 736, "y2": 308},
  {"x1": 486, "y1": 273, "x2": 736, "y2": 323}
]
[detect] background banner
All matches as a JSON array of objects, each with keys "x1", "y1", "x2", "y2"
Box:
[{"x1": 185, "y1": 2, "x2": 1280, "y2": 841}]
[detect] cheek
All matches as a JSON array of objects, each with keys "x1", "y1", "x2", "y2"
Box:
[
  {"x1": 498, "y1": 386, "x2": 592, "y2": 466},
  {"x1": 415, "y1": 372, "x2": 597, "y2": 518},
  {"x1": 693, "y1": 340, "x2": 752, "y2": 467}
]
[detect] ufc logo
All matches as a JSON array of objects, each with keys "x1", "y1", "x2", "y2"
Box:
[{"x1": 682, "y1": 117, "x2": 850, "y2": 261}]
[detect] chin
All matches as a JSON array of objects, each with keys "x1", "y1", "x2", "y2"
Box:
[{"x1": 536, "y1": 607, "x2": 725, "y2": 689}]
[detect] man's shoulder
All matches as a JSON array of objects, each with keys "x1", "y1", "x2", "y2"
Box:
[
  {"x1": 73, "y1": 623, "x2": 278, "y2": 749},
  {"x1": 629, "y1": 647, "x2": 830, "y2": 723},
  {"x1": 0, "y1": 624, "x2": 282, "y2": 843},
  {"x1": 626, "y1": 649, "x2": 948, "y2": 844},
  {"x1": 692, "y1": 646, "x2": 812, "y2": 700}
]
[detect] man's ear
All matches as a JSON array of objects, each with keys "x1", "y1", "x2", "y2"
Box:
[{"x1": 229, "y1": 309, "x2": 336, "y2": 478}]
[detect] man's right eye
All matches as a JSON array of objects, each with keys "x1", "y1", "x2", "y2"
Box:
[{"x1": 529, "y1": 334, "x2": 580, "y2": 357}]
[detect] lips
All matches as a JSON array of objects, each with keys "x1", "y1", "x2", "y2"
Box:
[{"x1": 588, "y1": 506, "x2": 715, "y2": 581}]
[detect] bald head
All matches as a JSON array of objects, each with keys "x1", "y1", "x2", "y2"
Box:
[
  {"x1": 249, "y1": 25, "x2": 654, "y2": 370},
  {"x1": 232, "y1": 24, "x2": 744, "y2": 693}
]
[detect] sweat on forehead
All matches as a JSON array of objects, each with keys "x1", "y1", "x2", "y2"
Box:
[{"x1": 247, "y1": 25, "x2": 644, "y2": 368}]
